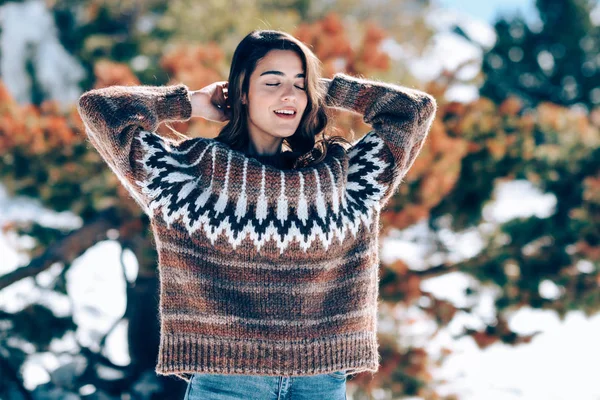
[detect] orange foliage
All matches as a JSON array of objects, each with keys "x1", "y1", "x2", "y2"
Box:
[
  {"x1": 470, "y1": 330, "x2": 499, "y2": 348},
  {"x1": 535, "y1": 101, "x2": 594, "y2": 134},
  {"x1": 0, "y1": 80, "x2": 15, "y2": 104},
  {"x1": 294, "y1": 13, "x2": 389, "y2": 77},
  {"x1": 582, "y1": 175, "x2": 600, "y2": 204},
  {"x1": 358, "y1": 23, "x2": 391, "y2": 71},
  {"x1": 385, "y1": 204, "x2": 430, "y2": 230},
  {"x1": 93, "y1": 60, "x2": 140, "y2": 88},
  {"x1": 389, "y1": 259, "x2": 409, "y2": 275},
  {"x1": 295, "y1": 14, "x2": 354, "y2": 76},
  {"x1": 442, "y1": 101, "x2": 468, "y2": 118},
  {"x1": 384, "y1": 118, "x2": 467, "y2": 228},
  {"x1": 0, "y1": 81, "x2": 82, "y2": 154},
  {"x1": 2, "y1": 13, "x2": 599, "y2": 397},
  {"x1": 160, "y1": 42, "x2": 225, "y2": 90},
  {"x1": 498, "y1": 96, "x2": 523, "y2": 116},
  {"x1": 590, "y1": 107, "x2": 600, "y2": 127},
  {"x1": 427, "y1": 297, "x2": 458, "y2": 326},
  {"x1": 403, "y1": 274, "x2": 422, "y2": 303},
  {"x1": 486, "y1": 137, "x2": 507, "y2": 160},
  {"x1": 403, "y1": 347, "x2": 431, "y2": 381},
  {"x1": 576, "y1": 241, "x2": 600, "y2": 262}
]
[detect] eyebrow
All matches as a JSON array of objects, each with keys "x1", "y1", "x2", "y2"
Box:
[{"x1": 259, "y1": 70, "x2": 305, "y2": 78}]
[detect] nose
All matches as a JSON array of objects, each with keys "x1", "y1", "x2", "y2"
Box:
[{"x1": 281, "y1": 83, "x2": 297, "y2": 102}]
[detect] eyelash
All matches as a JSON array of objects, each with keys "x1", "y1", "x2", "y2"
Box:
[{"x1": 266, "y1": 83, "x2": 306, "y2": 91}]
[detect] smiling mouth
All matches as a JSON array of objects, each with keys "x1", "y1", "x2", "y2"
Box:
[{"x1": 273, "y1": 111, "x2": 297, "y2": 119}]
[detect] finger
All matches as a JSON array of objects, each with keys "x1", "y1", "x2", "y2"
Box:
[
  {"x1": 218, "y1": 91, "x2": 227, "y2": 105},
  {"x1": 212, "y1": 88, "x2": 226, "y2": 106}
]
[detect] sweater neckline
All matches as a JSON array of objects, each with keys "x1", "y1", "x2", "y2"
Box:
[
  {"x1": 207, "y1": 137, "x2": 348, "y2": 173},
  {"x1": 247, "y1": 151, "x2": 296, "y2": 170}
]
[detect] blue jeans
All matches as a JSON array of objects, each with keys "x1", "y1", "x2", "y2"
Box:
[{"x1": 183, "y1": 370, "x2": 348, "y2": 400}]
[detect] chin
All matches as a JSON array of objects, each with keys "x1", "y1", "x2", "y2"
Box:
[{"x1": 272, "y1": 130, "x2": 297, "y2": 139}]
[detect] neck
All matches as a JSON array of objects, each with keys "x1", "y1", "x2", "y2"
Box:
[{"x1": 247, "y1": 138, "x2": 283, "y2": 156}]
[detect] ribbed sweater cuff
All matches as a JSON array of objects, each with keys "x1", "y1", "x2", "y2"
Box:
[
  {"x1": 325, "y1": 73, "x2": 370, "y2": 115},
  {"x1": 156, "y1": 84, "x2": 193, "y2": 122}
]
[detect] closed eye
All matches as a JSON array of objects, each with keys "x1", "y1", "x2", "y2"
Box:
[{"x1": 266, "y1": 83, "x2": 306, "y2": 90}]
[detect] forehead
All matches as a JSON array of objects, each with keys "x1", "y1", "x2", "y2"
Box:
[{"x1": 254, "y1": 50, "x2": 304, "y2": 75}]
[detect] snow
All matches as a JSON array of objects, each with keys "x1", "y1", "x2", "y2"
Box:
[
  {"x1": 0, "y1": 182, "x2": 135, "y2": 390},
  {"x1": 483, "y1": 180, "x2": 557, "y2": 223},
  {"x1": 0, "y1": 0, "x2": 85, "y2": 109},
  {"x1": 538, "y1": 279, "x2": 562, "y2": 300},
  {"x1": 592, "y1": 3, "x2": 600, "y2": 26},
  {"x1": 379, "y1": 6, "x2": 497, "y2": 103},
  {"x1": 67, "y1": 240, "x2": 136, "y2": 363},
  {"x1": 421, "y1": 272, "x2": 478, "y2": 309},
  {"x1": 426, "y1": 8, "x2": 497, "y2": 49},
  {"x1": 430, "y1": 310, "x2": 600, "y2": 400},
  {"x1": 382, "y1": 180, "x2": 552, "y2": 271}
]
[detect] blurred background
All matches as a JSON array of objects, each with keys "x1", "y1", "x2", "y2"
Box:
[{"x1": 1, "y1": 0, "x2": 599, "y2": 399}]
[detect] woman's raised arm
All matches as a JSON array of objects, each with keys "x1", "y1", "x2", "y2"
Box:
[
  {"x1": 77, "y1": 84, "x2": 192, "y2": 137},
  {"x1": 322, "y1": 73, "x2": 437, "y2": 207},
  {"x1": 77, "y1": 84, "x2": 193, "y2": 214}
]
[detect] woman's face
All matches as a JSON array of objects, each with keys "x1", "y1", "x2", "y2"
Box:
[{"x1": 243, "y1": 49, "x2": 308, "y2": 153}]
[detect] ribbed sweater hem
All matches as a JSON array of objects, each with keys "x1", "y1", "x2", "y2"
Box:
[{"x1": 155, "y1": 331, "x2": 380, "y2": 382}]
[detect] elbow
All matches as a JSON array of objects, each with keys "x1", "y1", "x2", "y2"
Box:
[
  {"x1": 417, "y1": 93, "x2": 437, "y2": 127},
  {"x1": 76, "y1": 93, "x2": 90, "y2": 126},
  {"x1": 77, "y1": 91, "x2": 96, "y2": 119},
  {"x1": 77, "y1": 90, "x2": 108, "y2": 131},
  {"x1": 390, "y1": 90, "x2": 438, "y2": 129},
  {"x1": 78, "y1": 87, "x2": 111, "y2": 111},
  {"x1": 77, "y1": 89, "x2": 110, "y2": 125}
]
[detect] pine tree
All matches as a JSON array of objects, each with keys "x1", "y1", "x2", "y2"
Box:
[{"x1": 479, "y1": 0, "x2": 600, "y2": 110}]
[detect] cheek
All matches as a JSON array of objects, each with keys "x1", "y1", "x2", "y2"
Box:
[
  {"x1": 249, "y1": 98, "x2": 268, "y2": 114},
  {"x1": 247, "y1": 98, "x2": 271, "y2": 123},
  {"x1": 300, "y1": 97, "x2": 309, "y2": 114}
]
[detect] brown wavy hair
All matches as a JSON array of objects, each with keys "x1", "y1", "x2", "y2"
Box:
[{"x1": 213, "y1": 29, "x2": 352, "y2": 169}]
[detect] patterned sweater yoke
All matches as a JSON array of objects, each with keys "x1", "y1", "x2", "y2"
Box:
[{"x1": 77, "y1": 73, "x2": 437, "y2": 382}]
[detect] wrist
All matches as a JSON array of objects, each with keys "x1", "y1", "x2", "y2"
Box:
[{"x1": 190, "y1": 90, "x2": 209, "y2": 118}]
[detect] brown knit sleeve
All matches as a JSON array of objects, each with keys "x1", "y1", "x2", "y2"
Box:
[
  {"x1": 77, "y1": 84, "x2": 193, "y2": 214},
  {"x1": 323, "y1": 73, "x2": 437, "y2": 207}
]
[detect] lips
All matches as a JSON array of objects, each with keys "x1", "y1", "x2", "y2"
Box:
[{"x1": 273, "y1": 108, "x2": 297, "y2": 119}]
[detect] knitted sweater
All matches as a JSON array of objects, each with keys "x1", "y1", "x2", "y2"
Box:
[{"x1": 77, "y1": 73, "x2": 437, "y2": 382}]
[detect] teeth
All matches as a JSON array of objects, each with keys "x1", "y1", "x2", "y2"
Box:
[{"x1": 275, "y1": 110, "x2": 295, "y2": 115}]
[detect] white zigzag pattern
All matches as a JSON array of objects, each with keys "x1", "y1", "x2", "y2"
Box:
[{"x1": 133, "y1": 130, "x2": 392, "y2": 253}]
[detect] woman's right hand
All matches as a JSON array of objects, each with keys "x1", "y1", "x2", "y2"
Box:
[{"x1": 190, "y1": 81, "x2": 231, "y2": 122}]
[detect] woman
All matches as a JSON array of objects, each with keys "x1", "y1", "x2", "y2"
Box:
[{"x1": 77, "y1": 29, "x2": 437, "y2": 400}]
